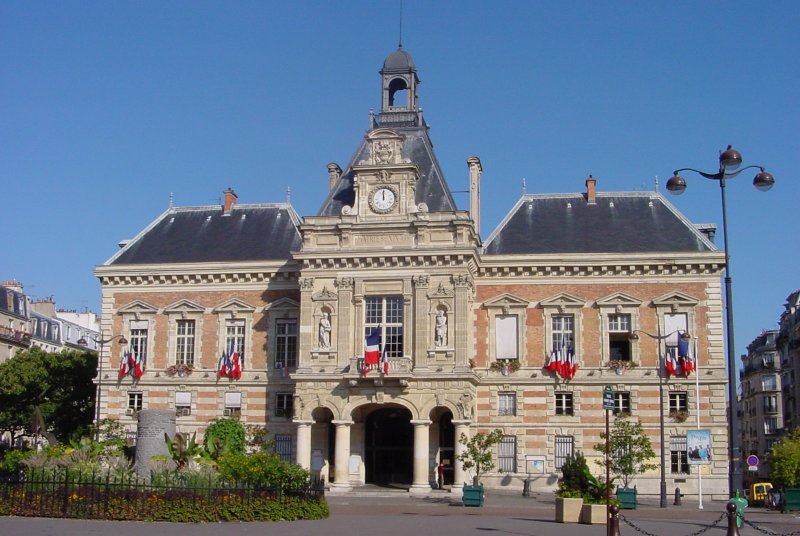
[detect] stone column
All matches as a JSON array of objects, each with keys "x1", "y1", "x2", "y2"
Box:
[
  {"x1": 412, "y1": 275, "x2": 430, "y2": 371},
  {"x1": 297, "y1": 277, "x2": 315, "y2": 371},
  {"x1": 336, "y1": 277, "x2": 354, "y2": 370},
  {"x1": 453, "y1": 274, "x2": 473, "y2": 370},
  {"x1": 410, "y1": 419, "x2": 432, "y2": 493},
  {"x1": 331, "y1": 419, "x2": 353, "y2": 491},
  {"x1": 452, "y1": 419, "x2": 472, "y2": 495},
  {"x1": 295, "y1": 420, "x2": 313, "y2": 470}
]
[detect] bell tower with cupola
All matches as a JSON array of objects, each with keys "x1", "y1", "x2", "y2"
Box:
[{"x1": 379, "y1": 47, "x2": 421, "y2": 127}]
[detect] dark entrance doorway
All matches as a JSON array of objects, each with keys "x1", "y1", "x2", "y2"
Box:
[
  {"x1": 365, "y1": 407, "x2": 413, "y2": 485},
  {"x1": 438, "y1": 412, "x2": 455, "y2": 485}
]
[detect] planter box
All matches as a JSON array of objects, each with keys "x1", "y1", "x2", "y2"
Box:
[
  {"x1": 783, "y1": 488, "x2": 800, "y2": 512},
  {"x1": 580, "y1": 504, "x2": 607, "y2": 525},
  {"x1": 555, "y1": 497, "x2": 583, "y2": 523},
  {"x1": 462, "y1": 485, "x2": 484, "y2": 507},
  {"x1": 616, "y1": 487, "x2": 637, "y2": 509}
]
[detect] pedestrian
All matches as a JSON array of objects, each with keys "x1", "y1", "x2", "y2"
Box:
[{"x1": 437, "y1": 462, "x2": 445, "y2": 489}]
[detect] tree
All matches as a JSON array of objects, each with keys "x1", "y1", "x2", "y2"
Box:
[
  {"x1": 769, "y1": 428, "x2": 800, "y2": 488},
  {"x1": 593, "y1": 416, "x2": 658, "y2": 489},
  {"x1": 203, "y1": 418, "x2": 246, "y2": 460},
  {"x1": 457, "y1": 429, "x2": 504, "y2": 486},
  {"x1": 0, "y1": 347, "x2": 97, "y2": 444}
]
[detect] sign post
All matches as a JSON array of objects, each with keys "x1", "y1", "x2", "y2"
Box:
[{"x1": 603, "y1": 385, "x2": 614, "y2": 536}]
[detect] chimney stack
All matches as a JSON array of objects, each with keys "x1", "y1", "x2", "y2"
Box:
[
  {"x1": 585, "y1": 175, "x2": 597, "y2": 205},
  {"x1": 223, "y1": 188, "x2": 238, "y2": 214},
  {"x1": 467, "y1": 156, "x2": 482, "y2": 236},
  {"x1": 327, "y1": 163, "x2": 342, "y2": 192}
]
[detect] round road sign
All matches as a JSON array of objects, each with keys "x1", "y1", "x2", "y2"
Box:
[{"x1": 746, "y1": 454, "x2": 759, "y2": 466}]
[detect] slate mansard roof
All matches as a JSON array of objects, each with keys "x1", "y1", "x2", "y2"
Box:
[
  {"x1": 107, "y1": 204, "x2": 302, "y2": 265},
  {"x1": 483, "y1": 192, "x2": 716, "y2": 255}
]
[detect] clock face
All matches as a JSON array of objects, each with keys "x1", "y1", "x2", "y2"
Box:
[{"x1": 371, "y1": 187, "x2": 396, "y2": 212}]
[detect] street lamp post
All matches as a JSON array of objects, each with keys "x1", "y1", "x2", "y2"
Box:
[
  {"x1": 78, "y1": 333, "x2": 128, "y2": 440},
  {"x1": 667, "y1": 146, "x2": 774, "y2": 497},
  {"x1": 630, "y1": 329, "x2": 691, "y2": 509}
]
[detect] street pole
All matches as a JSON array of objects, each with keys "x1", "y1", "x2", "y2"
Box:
[
  {"x1": 606, "y1": 405, "x2": 611, "y2": 536},
  {"x1": 695, "y1": 336, "x2": 704, "y2": 509}
]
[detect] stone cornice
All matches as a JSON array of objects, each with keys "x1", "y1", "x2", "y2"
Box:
[{"x1": 96, "y1": 261, "x2": 300, "y2": 288}]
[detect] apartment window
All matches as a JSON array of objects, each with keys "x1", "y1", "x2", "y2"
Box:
[
  {"x1": 495, "y1": 315, "x2": 518, "y2": 360},
  {"x1": 551, "y1": 315, "x2": 574, "y2": 352},
  {"x1": 763, "y1": 394, "x2": 778, "y2": 413},
  {"x1": 175, "y1": 320, "x2": 195, "y2": 366},
  {"x1": 275, "y1": 434, "x2": 292, "y2": 463},
  {"x1": 224, "y1": 392, "x2": 242, "y2": 419},
  {"x1": 555, "y1": 435, "x2": 574, "y2": 471},
  {"x1": 608, "y1": 314, "x2": 632, "y2": 361},
  {"x1": 275, "y1": 393, "x2": 293, "y2": 419},
  {"x1": 225, "y1": 319, "x2": 245, "y2": 359},
  {"x1": 762, "y1": 375, "x2": 777, "y2": 391},
  {"x1": 764, "y1": 417, "x2": 778, "y2": 435},
  {"x1": 498, "y1": 435, "x2": 516, "y2": 473},
  {"x1": 127, "y1": 392, "x2": 143, "y2": 413},
  {"x1": 130, "y1": 321, "x2": 148, "y2": 365},
  {"x1": 275, "y1": 320, "x2": 298, "y2": 368},
  {"x1": 766, "y1": 438, "x2": 778, "y2": 452},
  {"x1": 670, "y1": 436, "x2": 689, "y2": 474},
  {"x1": 555, "y1": 392, "x2": 574, "y2": 416},
  {"x1": 498, "y1": 392, "x2": 516, "y2": 416},
  {"x1": 763, "y1": 352, "x2": 776, "y2": 367},
  {"x1": 175, "y1": 391, "x2": 192, "y2": 416},
  {"x1": 669, "y1": 392, "x2": 688, "y2": 413},
  {"x1": 365, "y1": 296, "x2": 404, "y2": 357},
  {"x1": 613, "y1": 391, "x2": 631, "y2": 415}
]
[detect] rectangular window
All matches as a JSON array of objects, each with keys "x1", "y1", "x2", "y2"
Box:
[
  {"x1": 555, "y1": 435, "x2": 574, "y2": 471},
  {"x1": 226, "y1": 319, "x2": 245, "y2": 359},
  {"x1": 555, "y1": 392, "x2": 574, "y2": 416},
  {"x1": 766, "y1": 438, "x2": 778, "y2": 452},
  {"x1": 670, "y1": 436, "x2": 689, "y2": 474},
  {"x1": 495, "y1": 315, "x2": 518, "y2": 360},
  {"x1": 175, "y1": 320, "x2": 195, "y2": 366},
  {"x1": 498, "y1": 392, "x2": 516, "y2": 416},
  {"x1": 608, "y1": 314, "x2": 632, "y2": 361},
  {"x1": 764, "y1": 417, "x2": 778, "y2": 435},
  {"x1": 275, "y1": 393, "x2": 293, "y2": 418},
  {"x1": 763, "y1": 394, "x2": 778, "y2": 413},
  {"x1": 127, "y1": 392, "x2": 143, "y2": 413},
  {"x1": 669, "y1": 392, "x2": 688, "y2": 413},
  {"x1": 498, "y1": 435, "x2": 516, "y2": 473},
  {"x1": 762, "y1": 375, "x2": 777, "y2": 391},
  {"x1": 225, "y1": 392, "x2": 242, "y2": 419},
  {"x1": 275, "y1": 434, "x2": 292, "y2": 463},
  {"x1": 275, "y1": 320, "x2": 298, "y2": 368},
  {"x1": 175, "y1": 391, "x2": 191, "y2": 416},
  {"x1": 551, "y1": 315, "x2": 574, "y2": 352},
  {"x1": 613, "y1": 392, "x2": 631, "y2": 415},
  {"x1": 130, "y1": 320, "x2": 148, "y2": 364},
  {"x1": 365, "y1": 296, "x2": 404, "y2": 357}
]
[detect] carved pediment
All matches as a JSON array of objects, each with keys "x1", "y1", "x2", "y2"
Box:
[
  {"x1": 117, "y1": 300, "x2": 158, "y2": 317},
  {"x1": 263, "y1": 297, "x2": 300, "y2": 312},
  {"x1": 359, "y1": 129, "x2": 408, "y2": 166},
  {"x1": 483, "y1": 293, "x2": 530, "y2": 310},
  {"x1": 163, "y1": 299, "x2": 205, "y2": 315},
  {"x1": 652, "y1": 291, "x2": 699, "y2": 308},
  {"x1": 539, "y1": 293, "x2": 586, "y2": 310},
  {"x1": 312, "y1": 286, "x2": 338, "y2": 302},
  {"x1": 212, "y1": 298, "x2": 256, "y2": 315},
  {"x1": 427, "y1": 282, "x2": 454, "y2": 299},
  {"x1": 595, "y1": 292, "x2": 643, "y2": 309}
]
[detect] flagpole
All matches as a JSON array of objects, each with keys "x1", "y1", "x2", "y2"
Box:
[{"x1": 695, "y1": 336, "x2": 703, "y2": 509}]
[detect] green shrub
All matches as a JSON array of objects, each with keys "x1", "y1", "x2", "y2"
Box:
[
  {"x1": 0, "y1": 449, "x2": 33, "y2": 472},
  {"x1": 203, "y1": 419, "x2": 246, "y2": 460},
  {"x1": 217, "y1": 452, "x2": 310, "y2": 489}
]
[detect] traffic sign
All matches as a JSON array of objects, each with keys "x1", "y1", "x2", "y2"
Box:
[
  {"x1": 746, "y1": 455, "x2": 759, "y2": 466},
  {"x1": 603, "y1": 389, "x2": 615, "y2": 410}
]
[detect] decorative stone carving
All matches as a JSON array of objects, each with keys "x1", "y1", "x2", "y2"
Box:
[
  {"x1": 318, "y1": 313, "x2": 332, "y2": 349},
  {"x1": 457, "y1": 393, "x2": 474, "y2": 420},
  {"x1": 412, "y1": 275, "x2": 430, "y2": 288},
  {"x1": 336, "y1": 277, "x2": 354, "y2": 290},
  {"x1": 299, "y1": 278, "x2": 315, "y2": 290},
  {"x1": 428, "y1": 282, "x2": 454, "y2": 298},
  {"x1": 434, "y1": 310, "x2": 448, "y2": 347},
  {"x1": 452, "y1": 273, "x2": 473, "y2": 288},
  {"x1": 313, "y1": 286, "x2": 338, "y2": 301}
]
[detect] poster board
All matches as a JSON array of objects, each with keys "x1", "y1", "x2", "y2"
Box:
[{"x1": 687, "y1": 429, "x2": 712, "y2": 465}]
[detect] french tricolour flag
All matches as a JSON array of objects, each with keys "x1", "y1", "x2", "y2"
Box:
[{"x1": 364, "y1": 327, "x2": 381, "y2": 377}]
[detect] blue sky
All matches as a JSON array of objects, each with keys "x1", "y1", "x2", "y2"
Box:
[{"x1": 1, "y1": 0, "x2": 798, "y2": 359}]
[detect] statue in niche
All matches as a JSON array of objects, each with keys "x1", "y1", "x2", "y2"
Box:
[
  {"x1": 457, "y1": 393, "x2": 474, "y2": 420},
  {"x1": 318, "y1": 312, "x2": 332, "y2": 349},
  {"x1": 434, "y1": 310, "x2": 448, "y2": 347}
]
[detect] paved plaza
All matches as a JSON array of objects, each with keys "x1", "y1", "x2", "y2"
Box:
[{"x1": 2, "y1": 489, "x2": 799, "y2": 536}]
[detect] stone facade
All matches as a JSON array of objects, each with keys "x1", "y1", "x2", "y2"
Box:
[{"x1": 94, "y1": 47, "x2": 731, "y2": 499}]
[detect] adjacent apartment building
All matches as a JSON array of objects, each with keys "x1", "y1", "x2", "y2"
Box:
[{"x1": 94, "y1": 48, "x2": 731, "y2": 499}]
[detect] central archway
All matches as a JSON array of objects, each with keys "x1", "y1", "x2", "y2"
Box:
[{"x1": 364, "y1": 406, "x2": 413, "y2": 485}]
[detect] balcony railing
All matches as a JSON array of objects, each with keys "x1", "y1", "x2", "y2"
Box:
[
  {"x1": 0, "y1": 326, "x2": 31, "y2": 346},
  {"x1": 348, "y1": 356, "x2": 412, "y2": 377}
]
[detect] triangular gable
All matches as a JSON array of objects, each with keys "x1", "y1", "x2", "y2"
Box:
[
  {"x1": 482, "y1": 293, "x2": 530, "y2": 309},
  {"x1": 595, "y1": 292, "x2": 643, "y2": 308},
  {"x1": 312, "y1": 287, "x2": 338, "y2": 302},
  {"x1": 652, "y1": 292, "x2": 699, "y2": 308},
  {"x1": 163, "y1": 299, "x2": 205, "y2": 315},
  {"x1": 212, "y1": 298, "x2": 256, "y2": 314},
  {"x1": 539, "y1": 292, "x2": 586, "y2": 309},
  {"x1": 264, "y1": 297, "x2": 300, "y2": 311},
  {"x1": 117, "y1": 300, "x2": 159, "y2": 316}
]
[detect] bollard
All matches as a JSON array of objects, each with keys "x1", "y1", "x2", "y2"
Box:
[
  {"x1": 609, "y1": 504, "x2": 621, "y2": 536},
  {"x1": 674, "y1": 486, "x2": 682, "y2": 506},
  {"x1": 726, "y1": 502, "x2": 740, "y2": 536},
  {"x1": 522, "y1": 478, "x2": 531, "y2": 497}
]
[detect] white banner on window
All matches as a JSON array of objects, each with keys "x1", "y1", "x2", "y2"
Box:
[
  {"x1": 496, "y1": 315, "x2": 518, "y2": 360},
  {"x1": 224, "y1": 392, "x2": 241, "y2": 407},
  {"x1": 664, "y1": 313, "x2": 687, "y2": 345},
  {"x1": 175, "y1": 391, "x2": 192, "y2": 406}
]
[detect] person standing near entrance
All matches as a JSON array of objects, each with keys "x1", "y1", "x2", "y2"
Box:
[{"x1": 437, "y1": 461, "x2": 445, "y2": 489}]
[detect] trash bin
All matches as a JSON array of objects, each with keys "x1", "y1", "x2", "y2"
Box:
[
  {"x1": 728, "y1": 490, "x2": 748, "y2": 528},
  {"x1": 616, "y1": 487, "x2": 637, "y2": 509}
]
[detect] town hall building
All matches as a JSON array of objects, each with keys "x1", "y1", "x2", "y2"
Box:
[{"x1": 95, "y1": 47, "x2": 730, "y2": 499}]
